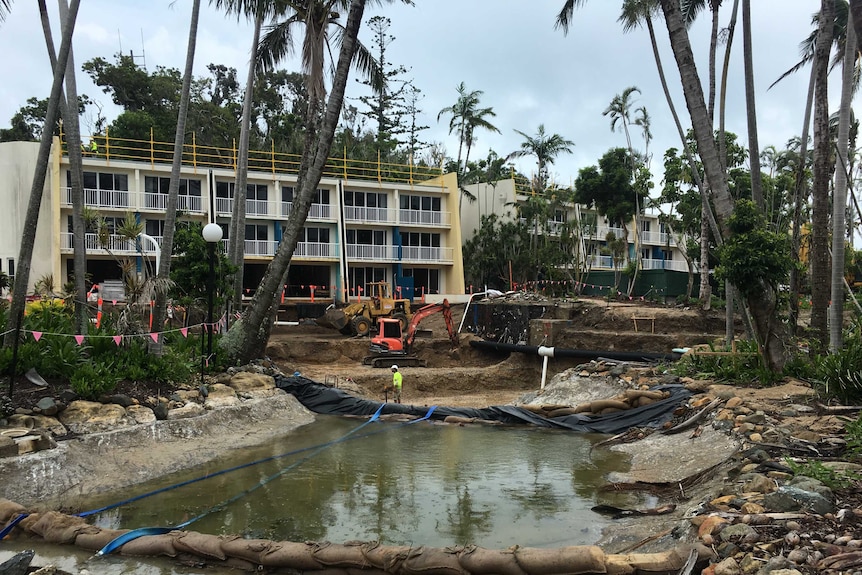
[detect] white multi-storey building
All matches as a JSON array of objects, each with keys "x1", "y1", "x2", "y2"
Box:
[{"x1": 0, "y1": 137, "x2": 465, "y2": 303}]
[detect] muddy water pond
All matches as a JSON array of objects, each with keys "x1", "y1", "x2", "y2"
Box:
[{"x1": 2, "y1": 415, "x2": 646, "y2": 573}]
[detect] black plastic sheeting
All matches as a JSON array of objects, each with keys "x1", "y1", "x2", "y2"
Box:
[
  {"x1": 469, "y1": 340, "x2": 682, "y2": 363},
  {"x1": 275, "y1": 375, "x2": 691, "y2": 434}
]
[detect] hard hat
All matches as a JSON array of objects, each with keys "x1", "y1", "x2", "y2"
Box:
[{"x1": 391, "y1": 365, "x2": 398, "y2": 370}]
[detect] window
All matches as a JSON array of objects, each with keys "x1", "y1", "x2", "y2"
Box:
[
  {"x1": 345, "y1": 191, "x2": 387, "y2": 208},
  {"x1": 216, "y1": 181, "x2": 234, "y2": 198},
  {"x1": 661, "y1": 249, "x2": 673, "y2": 261},
  {"x1": 403, "y1": 232, "x2": 440, "y2": 248},
  {"x1": 403, "y1": 268, "x2": 440, "y2": 294},
  {"x1": 641, "y1": 219, "x2": 651, "y2": 232},
  {"x1": 303, "y1": 227, "x2": 330, "y2": 243},
  {"x1": 347, "y1": 229, "x2": 386, "y2": 245},
  {"x1": 349, "y1": 267, "x2": 387, "y2": 291},
  {"x1": 145, "y1": 219, "x2": 165, "y2": 237},
  {"x1": 245, "y1": 224, "x2": 268, "y2": 241},
  {"x1": 7, "y1": 258, "x2": 14, "y2": 279},
  {"x1": 68, "y1": 170, "x2": 129, "y2": 207}
]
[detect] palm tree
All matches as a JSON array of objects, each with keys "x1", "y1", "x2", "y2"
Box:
[
  {"x1": 150, "y1": 0, "x2": 202, "y2": 339},
  {"x1": 603, "y1": 86, "x2": 644, "y2": 292},
  {"x1": 657, "y1": 0, "x2": 791, "y2": 370},
  {"x1": 437, "y1": 83, "x2": 500, "y2": 213},
  {"x1": 221, "y1": 0, "x2": 396, "y2": 364},
  {"x1": 831, "y1": 3, "x2": 856, "y2": 351},
  {"x1": 213, "y1": 0, "x2": 278, "y2": 312},
  {"x1": 811, "y1": 0, "x2": 835, "y2": 353},
  {"x1": 741, "y1": 0, "x2": 764, "y2": 210},
  {"x1": 54, "y1": 0, "x2": 88, "y2": 335},
  {"x1": 4, "y1": 0, "x2": 81, "y2": 349},
  {"x1": 506, "y1": 125, "x2": 574, "y2": 279},
  {"x1": 0, "y1": 0, "x2": 10, "y2": 22}
]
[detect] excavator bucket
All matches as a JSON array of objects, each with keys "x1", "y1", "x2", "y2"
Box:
[{"x1": 315, "y1": 308, "x2": 349, "y2": 330}]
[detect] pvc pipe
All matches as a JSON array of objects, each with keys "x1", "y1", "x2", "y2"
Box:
[{"x1": 538, "y1": 346, "x2": 554, "y2": 390}]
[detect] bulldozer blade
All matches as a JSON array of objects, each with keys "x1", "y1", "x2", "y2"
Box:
[{"x1": 316, "y1": 308, "x2": 349, "y2": 330}]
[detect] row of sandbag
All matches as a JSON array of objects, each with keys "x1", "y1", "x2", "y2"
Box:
[
  {"x1": 521, "y1": 388, "x2": 672, "y2": 418},
  {"x1": 0, "y1": 499, "x2": 707, "y2": 574}
]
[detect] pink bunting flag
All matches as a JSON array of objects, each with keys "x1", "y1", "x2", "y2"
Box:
[
  {"x1": 113, "y1": 335, "x2": 122, "y2": 346},
  {"x1": 149, "y1": 333, "x2": 159, "y2": 343},
  {"x1": 74, "y1": 335, "x2": 85, "y2": 346},
  {"x1": 112, "y1": 299, "x2": 117, "y2": 306},
  {"x1": 181, "y1": 327, "x2": 188, "y2": 338},
  {"x1": 32, "y1": 331, "x2": 42, "y2": 341}
]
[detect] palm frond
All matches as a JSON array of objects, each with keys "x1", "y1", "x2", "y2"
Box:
[{"x1": 554, "y1": 0, "x2": 588, "y2": 34}]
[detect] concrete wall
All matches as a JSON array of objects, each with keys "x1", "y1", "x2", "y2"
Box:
[
  {"x1": 461, "y1": 178, "x2": 517, "y2": 241},
  {"x1": 0, "y1": 141, "x2": 61, "y2": 293}
]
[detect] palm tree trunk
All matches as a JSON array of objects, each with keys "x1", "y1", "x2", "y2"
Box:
[
  {"x1": 221, "y1": 0, "x2": 368, "y2": 364},
  {"x1": 55, "y1": 0, "x2": 87, "y2": 334},
  {"x1": 810, "y1": 0, "x2": 835, "y2": 353},
  {"x1": 719, "y1": 0, "x2": 739, "y2": 334},
  {"x1": 151, "y1": 0, "x2": 202, "y2": 338},
  {"x1": 708, "y1": 2, "x2": 719, "y2": 123},
  {"x1": 229, "y1": 11, "x2": 263, "y2": 310},
  {"x1": 659, "y1": 0, "x2": 789, "y2": 370},
  {"x1": 830, "y1": 6, "x2": 855, "y2": 351},
  {"x1": 742, "y1": 0, "x2": 764, "y2": 210},
  {"x1": 4, "y1": 0, "x2": 80, "y2": 349},
  {"x1": 789, "y1": 61, "x2": 816, "y2": 334}
]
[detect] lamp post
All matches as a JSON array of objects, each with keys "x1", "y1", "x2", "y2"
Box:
[{"x1": 201, "y1": 222, "x2": 223, "y2": 386}]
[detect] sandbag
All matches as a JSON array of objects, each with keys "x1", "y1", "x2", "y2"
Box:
[
  {"x1": 219, "y1": 536, "x2": 273, "y2": 563},
  {"x1": 313, "y1": 541, "x2": 372, "y2": 569},
  {"x1": 260, "y1": 541, "x2": 326, "y2": 569},
  {"x1": 607, "y1": 545, "x2": 704, "y2": 575},
  {"x1": 458, "y1": 545, "x2": 526, "y2": 575},
  {"x1": 513, "y1": 545, "x2": 606, "y2": 575},
  {"x1": 172, "y1": 531, "x2": 227, "y2": 560},
  {"x1": 28, "y1": 511, "x2": 96, "y2": 544},
  {"x1": 0, "y1": 499, "x2": 26, "y2": 523},
  {"x1": 401, "y1": 545, "x2": 466, "y2": 575},
  {"x1": 624, "y1": 390, "x2": 668, "y2": 401},
  {"x1": 75, "y1": 528, "x2": 128, "y2": 551},
  {"x1": 119, "y1": 533, "x2": 179, "y2": 557},
  {"x1": 361, "y1": 542, "x2": 413, "y2": 572},
  {"x1": 545, "y1": 408, "x2": 580, "y2": 418}
]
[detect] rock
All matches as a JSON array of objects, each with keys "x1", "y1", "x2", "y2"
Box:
[
  {"x1": 57, "y1": 389, "x2": 77, "y2": 404},
  {"x1": 0, "y1": 435, "x2": 18, "y2": 458},
  {"x1": 166, "y1": 402, "x2": 206, "y2": 420},
  {"x1": 59, "y1": 400, "x2": 127, "y2": 433},
  {"x1": 101, "y1": 394, "x2": 135, "y2": 407},
  {"x1": 229, "y1": 372, "x2": 276, "y2": 392},
  {"x1": 713, "y1": 557, "x2": 740, "y2": 575},
  {"x1": 201, "y1": 383, "x2": 239, "y2": 408},
  {"x1": 762, "y1": 485, "x2": 833, "y2": 515},
  {"x1": 152, "y1": 402, "x2": 169, "y2": 420},
  {"x1": 126, "y1": 405, "x2": 157, "y2": 425},
  {"x1": 0, "y1": 549, "x2": 34, "y2": 575},
  {"x1": 741, "y1": 473, "x2": 777, "y2": 494},
  {"x1": 35, "y1": 397, "x2": 59, "y2": 416}
]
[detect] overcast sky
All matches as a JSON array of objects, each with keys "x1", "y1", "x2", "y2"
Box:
[{"x1": 0, "y1": 1, "x2": 842, "y2": 190}]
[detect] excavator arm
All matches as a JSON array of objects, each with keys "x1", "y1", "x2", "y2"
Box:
[{"x1": 404, "y1": 299, "x2": 459, "y2": 350}]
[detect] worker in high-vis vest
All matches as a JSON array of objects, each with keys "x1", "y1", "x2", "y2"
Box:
[{"x1": 390, "y1": 365, "x2": 402, "y2": 404}]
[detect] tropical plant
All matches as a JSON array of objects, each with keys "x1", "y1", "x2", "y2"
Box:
[{"x1": 437, "y1": 82, "x2": 499, "y2": 213}]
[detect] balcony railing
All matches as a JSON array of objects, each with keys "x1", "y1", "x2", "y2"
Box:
[
  {"x1": 63, "y1": 187, "x2": 130, "y2": 210},
  {"x1": 294, "y1": 242, "x2": 338, "y2": 259},
  {"x1": 640, "y1": 229, "x2": 677, "y2": 247},
  {"x1": 280, "y1": 202, "x2": 332, "y2": 220},
  {"x1": 401, "y1": 246, "x2": 453, "y2": 263},
  {"x1": 60, "y1": 132, "x2": 446, "y2": 188},
  {"x1": 344, "y1": 206, "x2": 393, "y2": 224},
  {"x1": 60, "y1": 232, "x2": 158, "y2": 256},
  {"x1": 346, "y1": 244, "x2": 397, "y2": 261},
  {"x1": 641, "y1": 258, "x2": 692, "y2": 272},
  {"x1": 398, "y1": 209, "x2": 449, "y2": 227},
  {"x1": 143, "y1": 192, "x2": 203, "y2": 213}
]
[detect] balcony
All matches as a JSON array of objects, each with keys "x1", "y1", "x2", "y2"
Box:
[
  {"x1": 594, "y1": 225, "x2": 627, "y2": 239},
  {"x1": 401, "y1": 246, "x2": 453, "y2": 263},
  {"x1": 398, "y1": 209, "x2": 450, "y2": 227},
  {"x1": 640, "y1": 229, "x2": 677, "y2": 247},
  {"x1": 294, "y1": 242, "x2": 338, "y2": 259},
  {"x1": 344, "y1": 206, "x2": 393, "y2": 224},
  {"x1": 641, "y1": 258, "x2": 692, "y2": 273},
  {"x1": 63, "y1": 187, "x2": 130, "y2": 210},
  {"x1": 280, "y1": 202, "x2": 333, "y2": 220},
  {"x1": 346, "y1": 244, "x2": 397, "y2": 261},
  {"x1": 60, "y1": 232, "x2": 158, "y2": 257},
  {"x1": 216, "y1": 197, "x2": 276, "y2": 218},
  {"x1": 143, "y1": 192, "x2": 203, "y2": 213}
]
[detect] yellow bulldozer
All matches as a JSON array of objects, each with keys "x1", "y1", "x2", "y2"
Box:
[{"x1": 316, "y1": 281, "x2": 413, "y2": 337}]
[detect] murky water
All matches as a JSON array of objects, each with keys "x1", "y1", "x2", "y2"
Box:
[{"x1": 2, "y1": 415, "x2": 640, "y2": 573}]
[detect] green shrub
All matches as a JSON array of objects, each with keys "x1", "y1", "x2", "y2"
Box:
[
  {"x1": 70, "y1": 360, "x2": 119, "y2": 400},
  {"x1": 783, "y1": 458, "x2": 861, "y2": 489},
  {"x1": 813, "y1": 323, "x2": 862, "y2": 404}
]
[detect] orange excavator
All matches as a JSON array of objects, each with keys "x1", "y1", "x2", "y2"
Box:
[{"x1": 362, "y1": 299, "x2": 460, "y2": 367}]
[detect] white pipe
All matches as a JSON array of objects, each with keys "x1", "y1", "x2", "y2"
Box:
[{"x1": 538, "y1": 346, "x2": 555, "y2": 390}]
